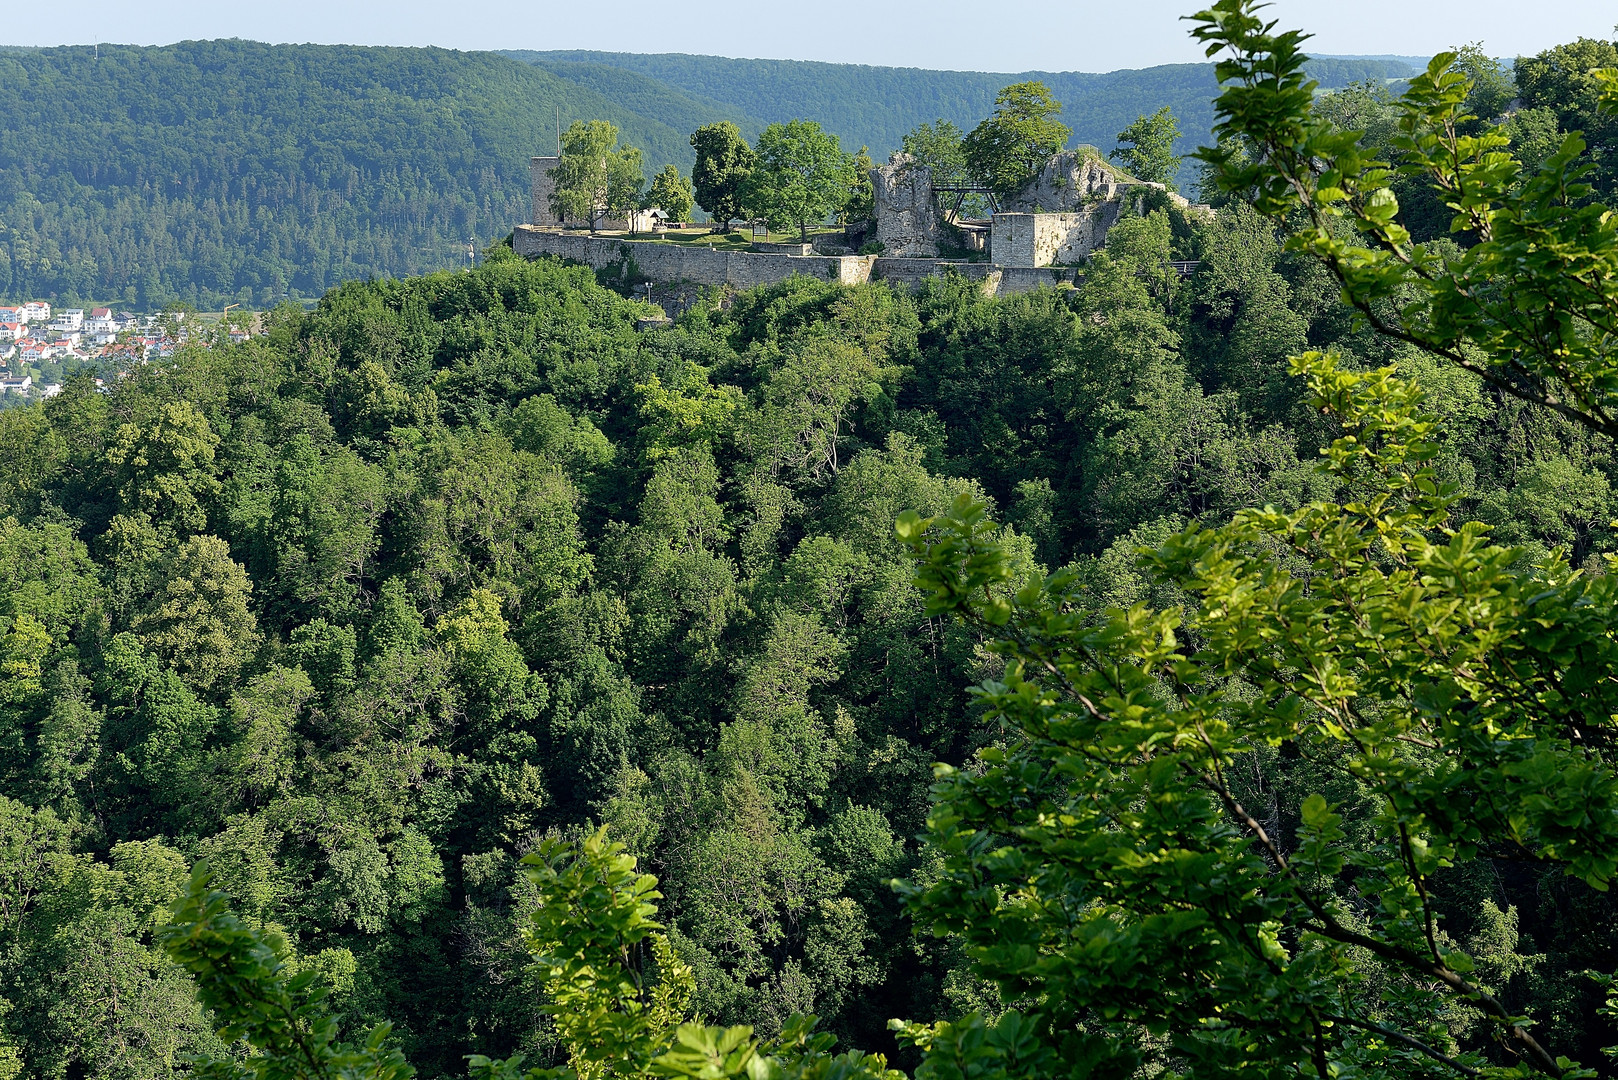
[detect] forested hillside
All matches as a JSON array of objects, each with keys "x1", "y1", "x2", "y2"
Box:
[
  {"x1": 5, "y1": 11, "x2": 1618, "y2": 1077},
  {"x1": 0, "y1": 42, "x2": 698, "y2": 310}
]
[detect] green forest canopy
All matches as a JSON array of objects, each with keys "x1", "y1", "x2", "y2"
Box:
[
  {"x1": 3, "y1": 11, "x2": 1618, "y2": 1071},
  {"x1": 0, "y1": 41, "x2": 698, "y2": 311},
  {"x1": 4, "y1": 9, "x2": 1618, "y2": 1078}
]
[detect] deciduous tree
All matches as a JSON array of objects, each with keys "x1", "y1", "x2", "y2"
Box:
[
  {"x1": 646, "y1": 164, "x2": 695, "y2": 223},
  {"x1": 961, "y1": 82, "x2": 1071, "y2": 198},
  {"x1": 900, "y1": 120, "x2": 969, "y2": 186},
  {"x1": 550, "y1": 120, "x2": 646, "y2": 232},
  {"x1": 690, "y1": 121, "x2": 756, "y2": 232},
  {"x1": 1110, "y1": 104, "x2": 1182, "y2": 186},
  {"x1": 741, "y1": 121, "x2": 857, "y2": 243}
]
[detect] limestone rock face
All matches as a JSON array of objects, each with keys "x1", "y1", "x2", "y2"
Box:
[
  {"x1": 1001, "y1": 151, "x2": 1134, "y2": 213},
  {"x1": 871, "y1": 154, "x2": 940, "y2": 257},
  {"x1": 1002, "y1": 150, "x2": 1194, "y2": 214}
]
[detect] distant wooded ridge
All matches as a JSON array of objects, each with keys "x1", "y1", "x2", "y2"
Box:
[
  {"x1": 0, "y1": 40, "x2": 1417, "y2": 309},
  {"x1": 503, "y1": 50, "x2": 1418, "y2": 171}
]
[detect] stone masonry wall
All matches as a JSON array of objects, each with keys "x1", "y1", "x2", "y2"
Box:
[
  {"x1": 998, "y1": 266, "x2": 1072, "y2": 293},
  {"x1": 871, "y1": 258, "x2": 996, "y2": 291},
  {"x1": 515, "y1": 227, "x2": 1087, "y2": 296},
  {"x1": 530, "y1": 157, "x2": 567, "y2": 227},
  {"x1": 512, "y1": 226, "x2": 875, "y2": 287},
  {"x1": 990, "y1": 205, "x2": 1122, "y2": 268}
]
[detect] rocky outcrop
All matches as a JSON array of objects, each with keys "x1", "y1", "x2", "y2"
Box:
[
  {"x1": 1001, "y1": 151, "x2": 1131, "y2": 213},
  {"x1": 1001, "y1": 150, "x2": 1197, "y2": 214},
  {"x1": 870, "y1": 154, "x2": 941, "y2": 257}
]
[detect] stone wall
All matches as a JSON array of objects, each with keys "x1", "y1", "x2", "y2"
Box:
[
  {"x1": 870, "y1": 155, "x2": 941, "y2": 257},
  {"x1": 998, "y1": 266, "x2": 1073, "y2": 293},
  {"x1": 515, "y1": 226, "x2": 1092, "y2": 297},
  {"x1": 752, "y1": 241, "x2": 815, "y2": 255},
  {"x1": 871, "y1": 258, "x2": 997, "y2": 291},
  {"x1": 530, "y1": 157, "x2": 569, "y2": 227},
  {"x1": 991, "y1": 205, "x2": 1122, "y2": 268},
  {"x1": 512, "y1": 226, "x2": 875, "y2": 288}
]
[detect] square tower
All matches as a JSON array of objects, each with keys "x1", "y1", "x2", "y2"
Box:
[{"x1": 530, "y1": 156, "x2": 562, "y2": 226}]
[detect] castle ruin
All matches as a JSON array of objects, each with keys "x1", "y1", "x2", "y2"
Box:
[
  {"x1": 514, "y1": 147, "x2": 1208, "y2": 294},
  {"x1": 869, "y1": 149, "x2": 1199, "y2": 268}
]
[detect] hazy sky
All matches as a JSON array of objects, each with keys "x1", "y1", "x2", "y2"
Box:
[{"x1": 7, "y1": 0, "x2": 1613, "y2": 72}]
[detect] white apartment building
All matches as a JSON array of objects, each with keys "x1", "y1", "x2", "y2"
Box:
[
  {"x1": 22, "y1": 302, "x2": 49, "y2": 323},
  {"x1": 49, "y1": 309, "x2": 84, "y2": 332}
]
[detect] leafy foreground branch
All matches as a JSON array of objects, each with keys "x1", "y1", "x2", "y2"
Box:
[
  {"x1": 160, "y1": 865, "x2": 416, "y2": 1080},
  {"x1": 898, "y1": 352, "x2": 1618, "y2": 1080},
  {"x1": 161, "y1": 835, "x2": 903, "y2": 1080},
  {"x1": 1190, "y1": 0, "x2": 1618, "y2": 439}
]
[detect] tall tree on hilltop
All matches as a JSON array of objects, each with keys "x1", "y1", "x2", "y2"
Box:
[
  {"x1": 550, "y1": 119, "x2": 645, "y2": 232},
  {"x1": 901, "y1": 119, "x2": 969, "y2": 185},
  {"x1": 843, "y1": 146, "x2": 876, "y2": 225},
  {"x1": 961, "y1": 81, "x2": 1071, "y2": 198},
  {"x1": 646, "y1": 164, "x2": 696, "y2": 222},
  {"x1": 1111, "y1": 104, "x2": 1183, "y2": 187},
  {"x1": 1452, "y1": 42, "x2": 1516, "y2": 124},
  {"x1": 740, "y1": 120, "x2": 858, "y2": 242},
  {"x1": 903, "y1": 118, "x2": 989, "y2": 216},
  {"x1": 690, "y1": 121, "x2": 756, "y2": 232}
]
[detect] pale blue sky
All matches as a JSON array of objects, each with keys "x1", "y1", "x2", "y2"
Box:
[{"x1": 7, "y1": 0, "x2": 1613, "y2": 72}]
